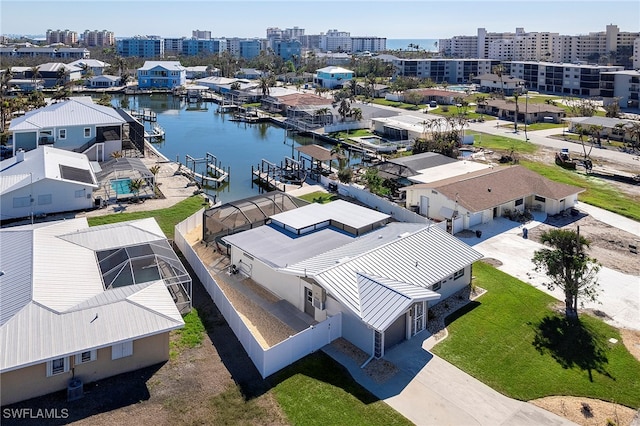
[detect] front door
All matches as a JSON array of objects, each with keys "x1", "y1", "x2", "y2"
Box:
[
  {"x1": 304, "y1": 287, "x2": 314, "y2": 317},
  {"x1": 411, "y1": 302, "x2": 425, "y2": 336}
]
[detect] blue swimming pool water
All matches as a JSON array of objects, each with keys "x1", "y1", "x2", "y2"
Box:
[{"x1": 111, "y1": 178, "x2": 132, "y2": 195}]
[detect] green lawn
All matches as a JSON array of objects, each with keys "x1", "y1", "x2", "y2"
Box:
[
  {"x1": 169, "y1": 308, "x2": 206, "y2": 360},
  {"x1": 297, "y1": 191, "x2": 338, "y2": 204},
  {"x1": 328, "y1": 129, "x2": 374, "y2": 140},
  {"x1": 520, "y1": 160, "x2": 640, "y2": 221},
  {"x1": 370, "y1": 98, "x2": 425, "y2": 110},
  {"x1": 432, "y1": 262, "x2": 640, "y2": 408},
  {"x1": 87, "y1": 195, "x2": 206, "y2": 239},
  {"x1": 467, "y1": 132, "x2": 539, "y2": 154},
  {"x1": 271, "y1": 352, "x2": 412, "y2": 426}
]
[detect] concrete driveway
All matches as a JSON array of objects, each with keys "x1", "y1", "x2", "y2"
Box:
[
  {"x1": 324, "y1": 335, "x2": 575, "y2": 426},
  {"x1": 463, "y1": 207, "x2": 640, "y2": 331}
]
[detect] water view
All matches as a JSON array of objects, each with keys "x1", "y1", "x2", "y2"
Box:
[{"x1": 111, "y1": 94, "x2": 337, "y2": 203}]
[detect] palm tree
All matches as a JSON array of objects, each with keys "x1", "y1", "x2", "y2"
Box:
[
  {"x1": 626, "y1": 121, "x2": 640, "y2": 151},
  {"x1": 338, "y1": 98, "x2": 351, "y2": 122},
  {"x1": 347, "y1": 79, "x2": 358, "y2": 100},
  {"x1": 314, "y1": 107, "x2": 331, "y2": 126},
  {"x1": 29, "y1": 66, "x2": 41, "y2": 88},
  {"x1": 128, "y1": 178, "x2": 145, "y2": 202},
  {"x1": 513, "y1": 91, "x2": 520, "y2": 132},
  {"x1": 258, "y1": 73, "x2": 275, "y2": 97},
  {"x1": 330, "y1": 143, "x2": 347, "y2": 171},
  {"x1": 492, "y1": 64, "x2": 505, "y2": 98},
  {"x1": 350, "y1": 107, "x2": 362, "y2": 121},
  {"x1": 149, "y1": 165, "x2": 161, "y2": 193},
  {"x1": 1, "y1": 67, "x2": 13, "y2": 95}
]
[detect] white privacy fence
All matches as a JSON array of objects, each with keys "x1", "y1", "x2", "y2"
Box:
[
  {"x1": 320, "y1": 176, "x2": 430, "y2": 224},
  {"x1": 175, "y1": 211, "x2": 342, "y2": 378}
]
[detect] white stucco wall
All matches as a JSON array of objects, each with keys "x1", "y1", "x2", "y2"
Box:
[{"x1": 1, "y1": 179, "x2": 95, "y2": 221}]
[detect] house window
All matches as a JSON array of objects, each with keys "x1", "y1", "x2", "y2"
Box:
[
  {"x1": 111, "y1": 340, "x2": 133, "y2": 360},
  {"x1": 454, "y1": 269, "x2": 465, "y2": 280},
  {"x1": 38, "y1": 194, "x2": 52, "y2": 205},
  {"x1": 13, "y1": 196, "x2": 31, "y2": 208},
  {"x1": 431, "y1": 281, "x2": 442, "y2": 291},
  {"x1": 75, "y1": 189, "x2": 86, "y2": 198},
  {"x1": 84, "y1": 128, "x2": 91, "y2": 138},
  {"x1": 58, "y1": 129, "x2": 66, "y2": 139},
  {"x1": 515, "y1": 198, "x2": 524, "y2": 206},
  {"x1": 535, "y1": 195, "x2": 546, "y2": 202},
  {"x1": 46, "y1": 357, "x2": 69, "y2": 376},
  {"x1": 75, "y1": 350, "x2": 97, "y2": 364}
]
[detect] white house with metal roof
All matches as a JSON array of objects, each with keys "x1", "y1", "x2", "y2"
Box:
[
  {"x1": 222, "y1": 200, "x2": 482, "y2": 358},
  {"x1": 137, "y1": 61, "x2": 186, "y2": 89},
  {"x1": 0, "y1": 217, "x2": 190, "y2": 405},
  {"x1": 313, "y1": 66, "x2": 354, "y2": 89},
  {"x1": 0, "y1": 146, "x2": 98, "y2": 222},
  {"x1": 8, "y1": 97, "x2": 126, "y2": 161},
  {"x1": 403, "y1": 165, "x2": 585, "y2": 233}
]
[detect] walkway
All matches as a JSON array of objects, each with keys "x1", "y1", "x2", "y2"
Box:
[
  {"x1": 324, "y1": 333, "x2": 575, "y2": 426},
  {"x1": 462, "y1": 208, "x2": 640, "y2": 331}
]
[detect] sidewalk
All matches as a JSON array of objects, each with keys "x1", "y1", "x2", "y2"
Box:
[{"x1": 324, "y1": 334, "x2": 576, "y2": 426}]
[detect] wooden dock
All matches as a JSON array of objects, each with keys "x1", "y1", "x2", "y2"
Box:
[
  {"x1": 251, "y1": 169, "x2": 305, "y2": 192},
  {"x1": 182, "y1": 153, "x2": 230, "y2": 188}
]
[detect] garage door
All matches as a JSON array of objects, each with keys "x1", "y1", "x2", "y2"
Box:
[
  {"x1": 385, "y1": 314, "x2": 407, "y2": 351},
  {"x1": 469, "y1": 212, "x2": 483, "y2": 227}
]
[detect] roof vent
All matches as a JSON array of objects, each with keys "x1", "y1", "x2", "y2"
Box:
[
  {"x1": 336, "y1": 256, "x2": 351, "y2": 263},
  {"x1": 398, "y1": 232, "x2": 410, "y2": 238}
]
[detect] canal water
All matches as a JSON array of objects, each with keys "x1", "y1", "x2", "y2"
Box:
[{"x1": 110, "y1": 94, "x2": 341, "y2": 203}]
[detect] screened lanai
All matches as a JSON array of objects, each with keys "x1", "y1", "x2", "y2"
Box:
[
  {"x1": 94, "y1": 157, "x2": 155, "y2": 202},
  {"x1": 203, "y1": 191, "x2": 307, "y2": 245},
  {"x1": 96, "y1": 239, "x2": 192, "y2": 314}
]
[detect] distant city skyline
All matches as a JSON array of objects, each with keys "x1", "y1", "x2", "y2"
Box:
[{"x1": 2, "y1": 1, "x2": 639, "y2": 40}]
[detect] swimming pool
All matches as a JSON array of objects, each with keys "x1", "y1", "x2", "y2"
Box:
[
  {"x1": 111, "y1": 178, "x2": 132, "y2": 195},
  {"x1": 448, "y1": 85, "x2": 475, "y2": 92}
]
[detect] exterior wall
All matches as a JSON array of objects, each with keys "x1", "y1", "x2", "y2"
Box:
[
  {"x1": 0, "y1": 333, "x2": 169, "y2": 406},
  {"x1": 229, "y1": 246, "x2": 304, "y2": 311},
  {"x1": 314, "y1": 70, "x2": 354, "y2": 89},
  {"x1": 1, "y1": 179, "x2": 95, "y2": 221},
  {"x1": 137, "y1": 67, "x2": 186, "y2": 89},
  {"x1": 335, "y1": 299, "x2": 374, "y2": 355}
]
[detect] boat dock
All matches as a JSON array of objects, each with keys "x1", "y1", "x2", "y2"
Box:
[
  {"x1": 145, "y1": 123, "x2": 165, "y2": 141},
  {"x1": 251, "y1": 158, "x2": 307, "y2": 192},
  {"x1": 181, "y1": 153, "x2": 230, "y2": 188},
  {"x1": 130, "y1": 109, "x2": 157, "y2": 122}
]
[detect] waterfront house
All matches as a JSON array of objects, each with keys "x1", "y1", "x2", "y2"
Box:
[
  {"x1": 87, "y1": 74, "x2": 121, "y2": 88},
  {"x1": 25, "y1": 62, "x2": 82, "y2": 88},
  {"x1": 0, "y1": 217, "x2": 190, "y2": 405},
  {"x1": 137, "y1": 61, "x2": 186, "y2": 89},
  {"x1": 8, "y1": 97, "x2": 126, "y2": 161},
  {"x1": 403, "y1": 165, "x2": 584, "y2": 233},
  {"x1": 215, "y1": 200, "x2": 482, "y2": 359},
  {"x1": 68, "y1": 59, "x2": 111, "y2": 76},
  {"x1": 313, "y1": 66, "x2": 354, "y2": 89},
  {"x1": 0, "y1": 146, "x2": 98, "y2": 222}
]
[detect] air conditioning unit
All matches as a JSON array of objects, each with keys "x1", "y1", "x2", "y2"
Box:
[
  {"x1": 312, "y1": 298, "x2": 325, "y2": 310},
  {"x1": 312, "y1": 283, "x2": 326, "y2": 310},
  {"x1": 67, "y1": 378, "x2": 83, "y2": 401}
]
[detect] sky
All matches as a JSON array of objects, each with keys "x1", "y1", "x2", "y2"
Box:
[{"x1": 1, "y1": 0, "x2": 639, "y2": 39}]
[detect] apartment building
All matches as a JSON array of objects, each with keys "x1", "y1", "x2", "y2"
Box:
[
  {"x1": 320, "y1": 29, "x2": 352, "y2": 52},
  {"x1": 440, "y1": 25, "x2": 639, "y2": 68},
  {"x1": 507, "y1": 61, "x2": 623, "y2": 96},
  {"x1": 81, "y1": 30, "x2": 115, "y2": 47},
  {"x1": 351, "y1": 37, "x2": 387, "y2": 53},
  {"x1": 192, "y1": 29, "x2": 211, "y2": 40},
  {"x1": 46, "y1": 29, "x2": 78, "y2": 45},
  {"x1": 600, "y1": 70, "x2": 640, "y2": 108},
  {"x1": 117, "y1": 36, "x2": 164, "y2": 58},
  {"x1": 392, "y1": 58, "x2": 500, "y2": 83}
]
